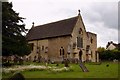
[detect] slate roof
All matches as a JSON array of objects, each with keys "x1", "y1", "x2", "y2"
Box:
[{"x1": 26, "y1": 16, "x2": 78, "y2": 41}]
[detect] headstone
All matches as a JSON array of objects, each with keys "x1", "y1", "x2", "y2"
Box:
[
  {"x1": 79, "y1": 60, "x2": 89, "y2": 72},
  {"x1": 19, "y1": 57, "x2": 23, "y2": 65},
  {"x1": 64, "y1": 59, "x2": 69, "y2": 67},
  {"x1": 56, "y1": 63, "x2": 59, "y2": 66}
]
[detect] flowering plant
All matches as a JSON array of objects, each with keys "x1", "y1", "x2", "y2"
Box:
[{"x1": 2, "y1": 64, "x2": 73, "y2": 74}]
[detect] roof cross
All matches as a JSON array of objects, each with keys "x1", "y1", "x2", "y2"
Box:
[
  {"x1": 78, "y1": 9, "x2": 80, "y2": 15},
  {"x1": 32, "y1": 22, "x2": 34, "y2": 28}
]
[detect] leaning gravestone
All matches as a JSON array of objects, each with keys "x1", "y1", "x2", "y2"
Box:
[{"x1": 79, "y1": 60, "x2": 89, "y2": 72}]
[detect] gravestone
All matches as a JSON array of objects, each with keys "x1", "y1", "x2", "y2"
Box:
[
  {"x1": 64, "y1": 59, "x2": 69, "y2": 67},
  {"x1": 79, "y1": 60, "x2": 89, "y2": 72},
  {"x1": 19, "y1": 57, "x2": 23, "y2": 65}
]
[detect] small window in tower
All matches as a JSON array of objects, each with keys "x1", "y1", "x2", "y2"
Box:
[
  {"x1": 42, "y1": 46, "x2": 44, "y2": 51},
  {"x1": 91, "y1": 51, "x2": 92, "y2": 58},
  {"x1": 91, "y1": 38, "x2": 93, "y2": 43},
  {"x1": 79, "y1": 28, "x2": 83, "y2": 34}
]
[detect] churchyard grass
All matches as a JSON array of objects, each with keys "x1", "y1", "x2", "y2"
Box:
[{"x1": 2, "y1": 61, "x2": 118, "y2": 78}]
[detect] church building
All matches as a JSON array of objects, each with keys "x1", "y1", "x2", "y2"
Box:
[{"x1": 26, "y1": 10, "x2": 99, "y2": 62}]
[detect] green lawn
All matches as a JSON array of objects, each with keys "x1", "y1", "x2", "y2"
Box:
[{"x1": 2, "y1": 62, "x2": 119, "y2": 79}]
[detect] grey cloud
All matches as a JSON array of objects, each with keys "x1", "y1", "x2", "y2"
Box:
[
  {"x1": 12, "y1": 0, "x2": 118, "y2": 47},
  {"x1": 82, "y1": 2, "x2": 118, "y2": 30},
  {"x1": 118, "y1": 2, "x2": 120, "y2": 28}
]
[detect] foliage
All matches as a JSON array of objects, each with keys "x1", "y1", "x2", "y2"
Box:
[
  {"x1": 98, "y1": 48, "x2": 120, "y2": 60},
  {"x1": 97, "y1": 47, "x2": 105, "y2": 53},
  {"x1": 2, "y1": 2, "x2": 31, "y2": 56}
]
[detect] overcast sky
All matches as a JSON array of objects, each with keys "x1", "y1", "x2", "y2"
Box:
[{"x1": 10, "y1": 0, "x2": 119, "y2": 48}]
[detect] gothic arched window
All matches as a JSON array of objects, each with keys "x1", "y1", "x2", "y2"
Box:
[
  {"x1": 60, "y1": 47, "x2": 64, "y2": 56},
  {"x1": 77, "y1": 37, "x2": 83, "y2": 48}
]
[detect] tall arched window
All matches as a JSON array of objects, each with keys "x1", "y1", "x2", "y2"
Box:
[
  {"x1": 77, "y1": 28, "x2": 83, "y2": 48},
  {"x1": 60, "y1": 47, "x2": 64, "y2": 56},
  {"x1": 77, "y1": 37, "x2": 83, "y2": 48}
]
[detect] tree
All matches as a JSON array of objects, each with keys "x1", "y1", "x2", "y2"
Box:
[
  {"x1": 2, "y1": 2, "x2": 31, "y2": 56},
  {"x1": 97, "y1": 47, "x2": 105, "y2": 53},
  {"x1": 111, "y1": 49, "x2": 120, "y2": 60},
  {"x1": 98, "y1": 47, "x2": 120, "y2": 61}
]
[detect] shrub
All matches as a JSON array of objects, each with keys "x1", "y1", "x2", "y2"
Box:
[{"x1": 99, "y1": 49, "x2": 120, "y2": 61}]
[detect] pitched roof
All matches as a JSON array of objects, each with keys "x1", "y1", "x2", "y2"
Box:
[
  {"x1": 26, "y1": 16, "x2": 78, "y2": 41},
  {"x1": 106, "y1": 41, "x2": 120, "y2": 49},
  {"x1": 86, "y1": 32, "x2": 97, "y2": 38}
]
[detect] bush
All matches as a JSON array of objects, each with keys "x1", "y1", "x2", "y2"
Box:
[{"x1": 99, "y1": 49, "x2": 120, "y2": 61}]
